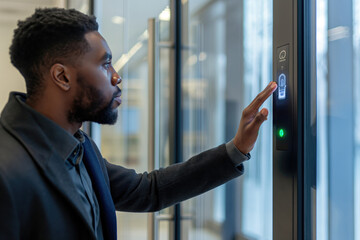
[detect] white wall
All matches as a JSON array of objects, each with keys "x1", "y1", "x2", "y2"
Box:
[
  {"x1": 0, "y1": 0, "x2": 66, "y2": 112},
  {"x1": 0, "y1": 20, "x2": 25, "y2": 111}
]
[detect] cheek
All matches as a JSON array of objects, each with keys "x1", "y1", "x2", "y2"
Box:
[
  {"x1": 99, "y1": 65, "x2": 107, "y2": 76},
  {"x1": 97, "y1": 66, "x2": 113, "y2": 85},
  {"x1": 77, "y1": 66, "x2": 113, "y2": 98},
  {"x1": 99, "y1": 65, "x2": 113, "y2": 78},
  {"x1": 82, "y1": 66, "x2": 110, "y2": 89},
  {"x1": 93, "y1": 67, "x2": 114, "y2": 100}
]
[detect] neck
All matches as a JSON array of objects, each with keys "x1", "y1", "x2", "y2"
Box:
[{"x1": 26, "y1": 94, "x2": 81, "y2": 135}]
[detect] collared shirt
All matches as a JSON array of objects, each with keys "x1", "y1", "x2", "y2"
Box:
[{"x1": 65, "y1": 131, "x2": 103, "y2": 240}]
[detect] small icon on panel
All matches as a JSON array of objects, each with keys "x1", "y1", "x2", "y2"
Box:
[
  {"x1": 279, "y1": 50, "x2": 287, "y2": 60},
  {"x1": 278, "y1": 73, "x2": 286, "y2": 100}
]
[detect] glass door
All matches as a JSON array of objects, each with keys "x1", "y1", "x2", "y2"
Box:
[
  {"x1": 181, "y1": 0, "x2": 273, "y2": 239},
  {"x1": 88, "y1": 0, "x2": 360, "y2": 239},
  {"x1": 93, "y1": 1, "x2": 170, "y2": 239},
  {"x1": 95, "y1": 0, "x2": 274, "y2": 239},
  {"x1": 276, "y1": 0, "x2": 360, "y2": 238},
  {"x1": 315, "y1": 0, "x2": 360, "y2": 239},
  {"x1": 148, "y1": 4, "x2": 178, "y2": 239}
]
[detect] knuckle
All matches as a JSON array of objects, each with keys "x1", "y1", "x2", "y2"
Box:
[
  {"x1": 255, "y1": 113, "x2": 265, "y2": 123},
  {"x1": 255, "y1": 94, "x2": 264, "y2": 104},
  {"x1": 242, "y1": 108, "x2": 250, "y2": 117}
]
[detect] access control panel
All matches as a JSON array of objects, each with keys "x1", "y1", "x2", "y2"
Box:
[
  {"x1": 273, "y1": 1, "x2": 301, "y2": 239},
  {"x1": 273, "y1": 44, "x2": 291, "y2": 151}
]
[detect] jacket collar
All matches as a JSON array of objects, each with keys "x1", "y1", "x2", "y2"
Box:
[{"x1": 0, "y1": 92, "x2": 96, "y2": 237}]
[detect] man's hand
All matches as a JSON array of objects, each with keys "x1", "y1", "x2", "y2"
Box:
[{"x1": 234, "y1": 81, "x2": 277, "y2": 154}]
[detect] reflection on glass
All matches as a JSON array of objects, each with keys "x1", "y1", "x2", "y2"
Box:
[
  {"x1": 316, "y1": 0, "x2": 328, "y2": 239},
  {"x1": 67, "y1": 0, "x2": 90, "y2": 14},
  {"x1": 159, "y1": 220, "x2": 171, "y2": 240},
  {"x1": 316, "y1": 0, "x2": 360, "y2": 239},
  {"x1": 182, "y1": 1, "x2": 227, "y2": 239},
  {"x1": 354, "y1": 1, "x2": 360, "y2": 240},
  {"x1": 242, "y1": 0, "x2": 273, "y2": 238},
  {"x1": 183, "y1": 0, "x2": 273, "y2": 239},
  {"x1": 158, "y1": 47, "x2": 171, "y2": 169},
  {"x1": 96, "y1": 0, "x2": 169, "y2": 239}
]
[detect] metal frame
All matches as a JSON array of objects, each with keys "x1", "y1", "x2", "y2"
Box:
[
  {"x1": 147, "y1": 1, "x2": 183, "y2": 239},
  {"x1": 302, "y1": 0, "x2": 317, "y2": 239},
  {"x1": 273, "y1": 0, "x2": 302, "y2": 239},
  {"x1": 173, "y1": 0, "x2": 182, "y2": 239},
  {"x1": 148, "y1": 18, "x2": 157, "y2": 240},
  {"x1": 273, "y1": 0, "x2": 316, "y2": 239}
]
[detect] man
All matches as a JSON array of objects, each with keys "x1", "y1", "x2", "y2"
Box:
[{"x1": 0, "y1": 8, "x2": 277, "y2": 240}]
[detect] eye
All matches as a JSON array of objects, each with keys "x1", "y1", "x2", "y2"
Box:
[{"x1": 103, "y1": 61, "x2": 111, "y2": 70}]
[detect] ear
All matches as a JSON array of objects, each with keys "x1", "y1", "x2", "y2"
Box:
[{"x1": 49, "y1": 63, "x2": 73, "y2": 91}]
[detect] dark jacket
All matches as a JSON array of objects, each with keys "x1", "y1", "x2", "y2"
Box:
[{"x1": 0, "y1": 92, "x2": 243, "y2": 240}]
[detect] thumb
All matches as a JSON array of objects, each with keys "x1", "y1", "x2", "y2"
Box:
[{"x1": 260, "y1": 108, "x2": 269, "y2": 118}]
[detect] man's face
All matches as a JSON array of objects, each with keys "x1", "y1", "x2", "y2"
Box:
[{"x1": 67, "y1": 31, "x2": 121, "y2": 124}]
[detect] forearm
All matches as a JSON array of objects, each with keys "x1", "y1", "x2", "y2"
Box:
[
  {"x1": 152, "y1": 144, "x2": 244, "y2": 210},
  {"x1": 108, "y1": 144, "x2": 243, "y2": 212}
]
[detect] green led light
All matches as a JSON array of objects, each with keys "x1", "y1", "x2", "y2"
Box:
[{"x1": 278, "y1": 129, "x2": 285, "y2": 138}]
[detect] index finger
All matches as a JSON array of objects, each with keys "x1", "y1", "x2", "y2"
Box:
[{"x1": 248, "y1": 81, "x2": 277, "y2": 111}]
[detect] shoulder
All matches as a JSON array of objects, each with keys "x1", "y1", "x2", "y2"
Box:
[
  {"x1": 0, "y1": 124, "x2": 35, "y2": 178},
  {"x1": 0, "y1": 124, "x2": 29, "y2": 161}
]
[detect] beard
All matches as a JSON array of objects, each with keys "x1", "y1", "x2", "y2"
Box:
[{"x1": 68, "y1": 75, "x2": 119, "y2": 125}]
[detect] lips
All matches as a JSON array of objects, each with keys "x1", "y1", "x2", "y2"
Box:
[{"x1": 113, "y1": 89, "x2": 122, "y2": 104}]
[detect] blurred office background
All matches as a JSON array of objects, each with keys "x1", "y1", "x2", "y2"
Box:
[{"x1": 0, "y1": 0, "x2": 359, "y2": 239}]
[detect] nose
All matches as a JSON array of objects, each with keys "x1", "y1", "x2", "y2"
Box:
[{"x1": 111, "y1": 73, "x2": 121, "y2": 86}]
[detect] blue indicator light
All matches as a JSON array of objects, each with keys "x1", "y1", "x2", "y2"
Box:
[{"x1": 278, "y1": 73, "x2": 286, "y2": 100}]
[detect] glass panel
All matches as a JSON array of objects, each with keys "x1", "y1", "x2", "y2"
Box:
[
  {"x1": 183, "y1": 0, "x2": 273, "y2": 239},
  {"x1": 241, "y1": 0, "x2": 273, "y2": 238},
  {"x1": 159, "y1": 220, "x2": 172, "y2": 240},
  {"x1": 316, "y1": 0, "x2": 360, "y2": 239},
  {"x1": 158, "y1": 47, "x2": 171, "y2": 169},
  {"x1": 182, "y1": 1, "x2": 227, "y2": 239},
  {"x1": 95, "y1": 1, "x2": 169, "y2": 239},
  {"x1": 355, "y1": 1, "x2": 360, "y2": 239}
]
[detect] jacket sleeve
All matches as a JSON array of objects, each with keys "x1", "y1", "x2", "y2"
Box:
[
  {"x1": 0, "y1": 172, "x2": 20, "y2": 240},
  {"x1": 106, "y1": 144, "x2": 244, "y2": 212}
]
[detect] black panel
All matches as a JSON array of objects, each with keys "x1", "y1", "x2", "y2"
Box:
[
  {"x1": 273, "y1": 0, "x2": 302, "y2": 239},
  {"x1": 274, "y1": 44, "x2": 291, "y2": 151}
]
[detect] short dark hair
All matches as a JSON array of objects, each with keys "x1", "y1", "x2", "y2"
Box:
[{"x1": 9, "y1": 8, "x2": 99, "y2": 98}]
